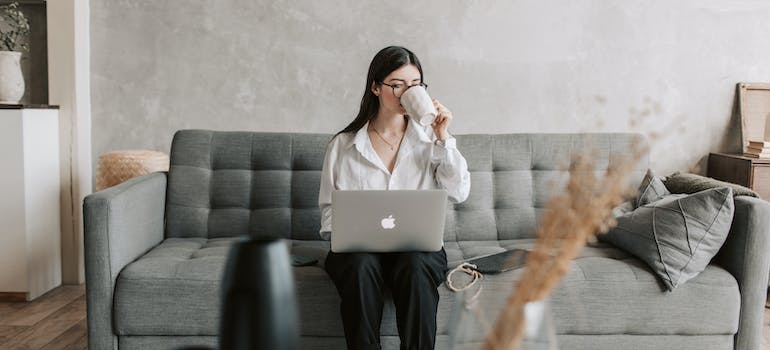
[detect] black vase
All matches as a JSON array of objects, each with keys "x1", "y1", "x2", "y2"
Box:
[{"x1": 219, "y1": 238, "x2": 298, "y2": 350}]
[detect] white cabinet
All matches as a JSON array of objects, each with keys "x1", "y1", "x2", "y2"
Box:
[{"x1": 0, "y1": 106, "x2": 61, "y2": 301}]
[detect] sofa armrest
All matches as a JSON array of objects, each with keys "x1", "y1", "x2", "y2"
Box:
[
  {"x1": 713, "y1": 195, "x2": 770, "y2": 350},
  {"x1": 83, "y1": 172, "x2": 167, "y2": 350}
]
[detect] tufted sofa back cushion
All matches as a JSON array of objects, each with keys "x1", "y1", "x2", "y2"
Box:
[
  {"x1": 165, "y1": 130, "x2": 647, "y2": 241},
  {"x1": 165, "y1": 130, "x2": 330, "y2": 240},
  {"x1": 445, "y1": 134, "x2": 647, "y2": 243}
]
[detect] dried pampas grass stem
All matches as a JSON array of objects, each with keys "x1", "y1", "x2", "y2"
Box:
[{"x1": 480, "y1": 141, "x2": 646, "y2": 350}]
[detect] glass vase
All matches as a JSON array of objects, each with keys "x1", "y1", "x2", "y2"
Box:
[{"x1": 447, "y1": 288, "x2": 558, "y2": 350}]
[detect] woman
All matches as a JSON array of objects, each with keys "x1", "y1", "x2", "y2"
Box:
[{"x1": 318, "y1": 46, "x2": 471, "y2": 350}]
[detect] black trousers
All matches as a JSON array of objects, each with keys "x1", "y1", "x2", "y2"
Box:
[{"x1": 325, "y1": 248, "x2": 448, "y2": 350}]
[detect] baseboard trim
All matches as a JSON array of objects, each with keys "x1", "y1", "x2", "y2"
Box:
[{"x1": 0, "y1": 292, "x2": 28, "y2": 302}]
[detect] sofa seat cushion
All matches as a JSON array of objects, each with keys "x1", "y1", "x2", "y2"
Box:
[
  {"x1": 114, "y1": 237, "x2": 236, "y2": 335},
  {"x1": 553, "y1": 253, "x2": 739, "y2": 335},
  {"x1": 297, "y1": 242, "x2": 739, "y2": 338},
  {"x1": 114, "y1": 239, "x2": 739, "y2": 338}
]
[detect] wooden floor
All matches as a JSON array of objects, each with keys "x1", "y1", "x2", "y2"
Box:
[
  {"x1": 2, "y1": 284, "x2": 770, "y2": 349},
  {"x1": 0, "y1": 285, "x2": 87, "y2": 350}
]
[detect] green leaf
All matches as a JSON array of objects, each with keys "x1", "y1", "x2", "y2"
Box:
[{"x1": 0, "y1": 1, "x2": 29, "y2": 51}]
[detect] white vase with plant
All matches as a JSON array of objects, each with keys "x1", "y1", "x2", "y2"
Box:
[{"x1": 0, "y1": 2, "x2": 29, "y2": 104}]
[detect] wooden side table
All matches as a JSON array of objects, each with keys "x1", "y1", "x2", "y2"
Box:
[{"x1": 707, "y1": 153, "x2": 770, "y2": 199}]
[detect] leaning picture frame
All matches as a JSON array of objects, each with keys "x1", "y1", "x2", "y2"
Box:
[{"x1": 738, "y1": 82, "x2": 770, "y2": 152}]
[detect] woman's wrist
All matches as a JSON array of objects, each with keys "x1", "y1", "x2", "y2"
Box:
[{"x1": 435, "y1": 134, "x2": 453, "y2": 148}]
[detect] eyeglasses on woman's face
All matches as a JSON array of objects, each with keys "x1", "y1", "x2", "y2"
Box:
[{"x1": 379, "y1": 81, "x2": 428, "y2": 98}]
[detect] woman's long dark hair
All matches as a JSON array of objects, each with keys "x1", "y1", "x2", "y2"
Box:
[{"x1": 336, "y1": 46, "x2": 424, "y2": 136}]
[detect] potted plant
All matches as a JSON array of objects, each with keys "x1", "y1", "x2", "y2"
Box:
[{"x1": 0, "y1": 1, "x2": 29, "y2": 104}]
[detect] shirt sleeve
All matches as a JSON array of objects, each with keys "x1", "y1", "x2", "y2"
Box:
[
  {"x1": 317, "y1": 137, "x2": 339, "y2": 240},
  {"x1": 431, "y1": 136, "x2": 471, "y2": 203}
]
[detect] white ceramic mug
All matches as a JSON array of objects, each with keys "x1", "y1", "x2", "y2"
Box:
[{"x1": 400, "y1": 85, "x2": 437, "y2": 126}]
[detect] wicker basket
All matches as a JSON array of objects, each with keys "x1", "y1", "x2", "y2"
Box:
[{"x1": 96, "y1": 150, "x2": 170, "y2": 191}]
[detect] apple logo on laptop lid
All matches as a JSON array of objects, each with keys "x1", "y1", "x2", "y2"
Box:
[{"x1": 381, "y1": 215, "x2": 396, "y2": 229}]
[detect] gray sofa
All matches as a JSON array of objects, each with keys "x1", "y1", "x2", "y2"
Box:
[{"x1": 84, "y1": 130, "x2": 770, "y2": 350}]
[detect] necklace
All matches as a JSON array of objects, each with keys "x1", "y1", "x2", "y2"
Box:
[{"x1": 372, "y1": 127, "x2": 402, "y2": 151}]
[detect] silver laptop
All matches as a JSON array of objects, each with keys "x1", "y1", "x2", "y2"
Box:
[{"x1": 331, "y1": 190, "x2": 447, "y2": 253}]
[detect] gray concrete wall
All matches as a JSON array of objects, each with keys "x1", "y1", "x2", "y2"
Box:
[{"x1": 90, "y1": 0, "x2": 770, "y2": 180}]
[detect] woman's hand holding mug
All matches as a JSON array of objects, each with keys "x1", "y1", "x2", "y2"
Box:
[
  {"x1": 431, "y1": 99, "x2": 452, "y2": 142},
  {"x1": 399, "y1": 85, "x2": 453, "y2": 142}
]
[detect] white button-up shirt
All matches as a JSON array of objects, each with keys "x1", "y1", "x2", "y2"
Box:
[{"x1": 318, "y1": 116, "x2": 471, "y2": 240}]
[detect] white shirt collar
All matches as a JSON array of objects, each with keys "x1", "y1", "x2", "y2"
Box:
[
  {"x1": 351, "y1": 121, "x2": 370, "y2": 151},
  {"x1": 352, "y1": 116, "x2": 432, "y2": 148},
  {"x1": 349, "y1": 116, "x2": 434, "y2": 173}
]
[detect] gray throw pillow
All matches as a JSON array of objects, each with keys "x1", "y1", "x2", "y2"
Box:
[
  {"x1": 599, "y1": 187, "x2": 734, "y2": 291},
  {"x1": 664, "y1": 171, "x2": 759, "y2": 198},
  {"x1": 636, "y1": 169, "x2": 670, "y2": 208},
  {"x1": 611, "y1": 201, "x2": 634, "y2": 218}
]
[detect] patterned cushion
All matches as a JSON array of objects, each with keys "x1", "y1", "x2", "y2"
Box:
[
  {"x1": 636, "y1": 169, "x2": 670, "y2": 208},
  {"x1": 600, "y1": 187, "x2": 735, "y2": 291}
]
